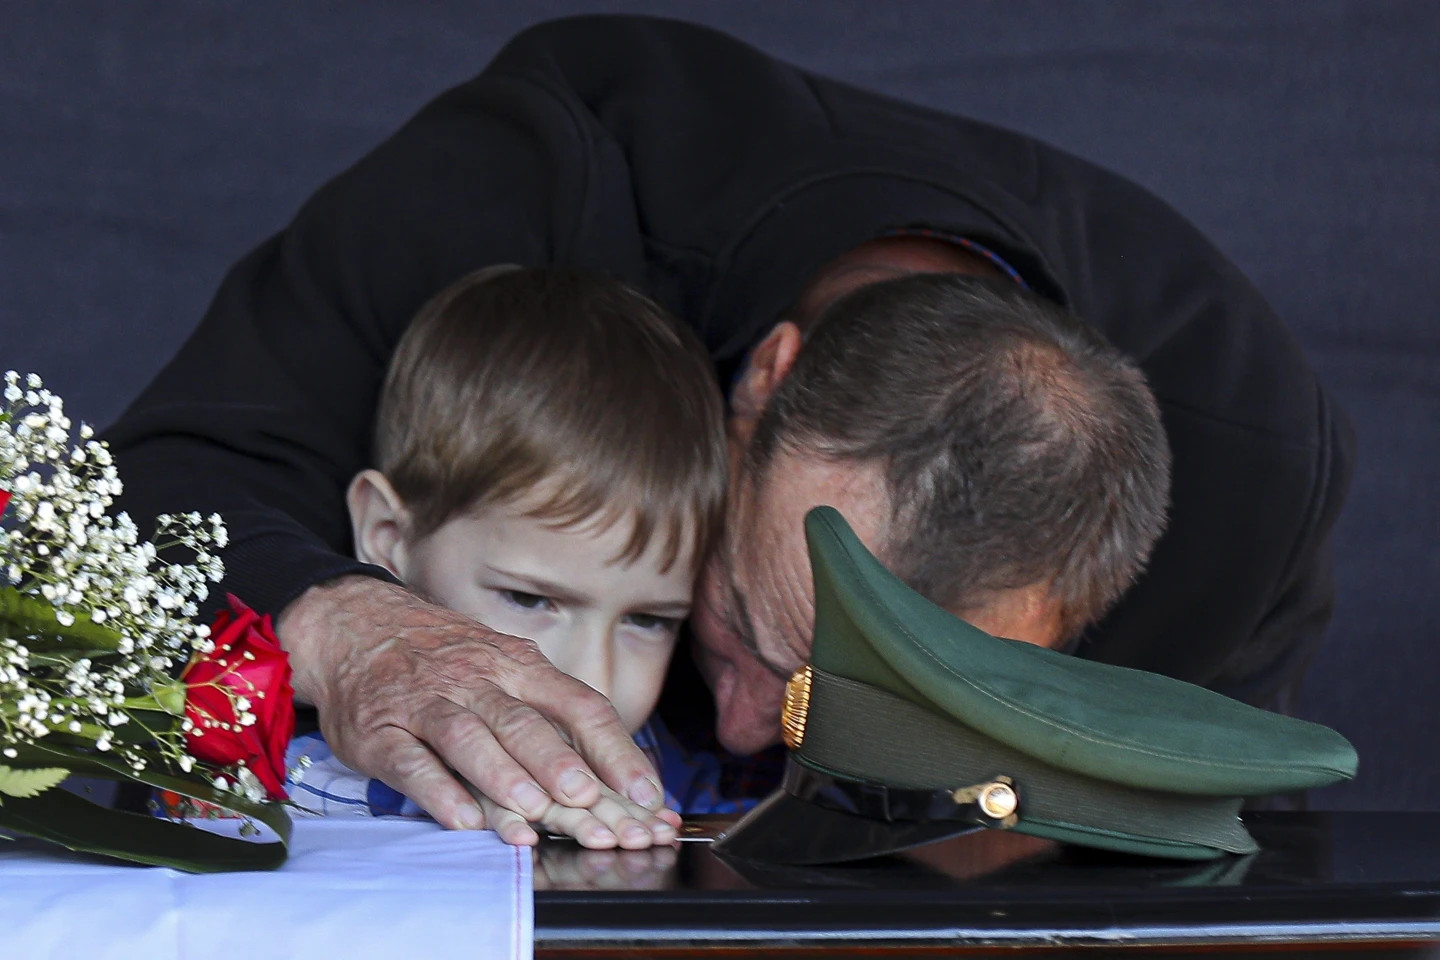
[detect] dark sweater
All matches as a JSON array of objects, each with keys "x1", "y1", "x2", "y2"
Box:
[{"x1": 105, "y1": 14, "x2": 1352, "y2": 713}]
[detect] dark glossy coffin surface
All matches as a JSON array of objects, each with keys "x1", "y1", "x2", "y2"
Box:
[{"x1": 535, "y1": 812, "x2": 1440, "y2": 956}]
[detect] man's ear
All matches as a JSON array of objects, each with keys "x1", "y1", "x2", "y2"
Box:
[
  {"x1": 959, "y1": 583, "x2": 1066, "y2": 650},
  {"x1": 346, "y1": 469, "x2": 412, "y2": 580},
  {"x1": 730, "y1": 321, "x2": 804, "y2": 422}
]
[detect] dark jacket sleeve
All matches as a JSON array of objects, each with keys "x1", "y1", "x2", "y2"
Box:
[{"x1": 103, "y1": 58, "x2": 645, "y2": 617}]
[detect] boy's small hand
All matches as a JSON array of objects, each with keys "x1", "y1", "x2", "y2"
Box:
[{"x1": 469, "y1": 782, "x2": 681, "y2": 850}]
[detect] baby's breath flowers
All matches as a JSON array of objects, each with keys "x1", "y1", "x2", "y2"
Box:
[
  {"x1": 0, "y1": 372, "x2": 292, "y2": 871},
  {"x1": 0, "y1": 372, "x2": 224, "y2": 777}
]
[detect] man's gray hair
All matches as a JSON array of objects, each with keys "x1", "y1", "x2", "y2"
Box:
[{"x1": 750, "y1": 274, "x2": 1171, "y2": 639}]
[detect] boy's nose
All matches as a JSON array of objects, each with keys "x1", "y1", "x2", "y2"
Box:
[{"x1": 565, "y1": 624, "x2": 615, "y2": 700}]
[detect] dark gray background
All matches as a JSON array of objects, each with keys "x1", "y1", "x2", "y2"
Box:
[{"x1": 3, "y1": 1, "x2": 1436, "y2": 809}]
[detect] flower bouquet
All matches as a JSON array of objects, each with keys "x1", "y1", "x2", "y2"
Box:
[{"x1": 0, "y1": 372, "x2": 293, "y2": 871}]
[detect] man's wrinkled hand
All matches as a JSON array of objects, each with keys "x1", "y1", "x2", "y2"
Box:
[{"x1": 276, "y1": 575, "x2": 677, "y2": 843}]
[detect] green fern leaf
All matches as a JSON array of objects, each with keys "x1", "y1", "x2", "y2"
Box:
[{"x1": 0, "y1": 766, "x2": 70, "y2": 799}]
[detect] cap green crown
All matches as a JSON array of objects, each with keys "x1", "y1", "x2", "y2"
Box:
[{"x1": 767, "y1": 506, "x2": 1358, "y2": 861}]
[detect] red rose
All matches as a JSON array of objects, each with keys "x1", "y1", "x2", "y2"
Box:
[
  {"x1": 182, "y1": 595, "x2": 295, "y2": 800},
  {"x1": 0, "y1": 489, "x2": 10, "y2": 517}
]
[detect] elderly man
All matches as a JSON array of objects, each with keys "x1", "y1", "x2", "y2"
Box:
[{"x1": 105, "y1": 15, "x2": 1351, "y2": 842}]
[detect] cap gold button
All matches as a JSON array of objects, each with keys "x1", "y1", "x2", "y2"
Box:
[
  {"x1": 978, "y1": 779, "x2": 1018, "y2": 820},
  {"x1": 780, "y1": 664, "x2": 813, "y2": 750}
]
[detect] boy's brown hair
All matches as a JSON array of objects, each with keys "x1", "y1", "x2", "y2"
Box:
[{"x1": 374, "y1": 266, "x2": 726, "y2": 571}]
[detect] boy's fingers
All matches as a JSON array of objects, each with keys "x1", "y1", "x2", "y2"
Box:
[
  {"x1": 582, "y1": 785, "x2": 676, "y2": 848},
  {"x1": 476, "y1": 794, "x2": 539, "y2": 847},
  {"x1": 538, "y1": 803, "x2": 619, "y2": 849},
  {"x1": 591, "y1": 798, "x2": 655, "y2": 850}
]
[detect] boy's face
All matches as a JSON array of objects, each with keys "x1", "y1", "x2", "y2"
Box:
[{"x1": 394, "y1": 500, "x2": 694, "y2": 734}]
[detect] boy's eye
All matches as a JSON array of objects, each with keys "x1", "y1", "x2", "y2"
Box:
[
  {"x1": 624, "y1": 613, "x2": 681, "y2": 635},
  {"x1": 501, "y1": 590, "x2": 554, "y2": 612}
]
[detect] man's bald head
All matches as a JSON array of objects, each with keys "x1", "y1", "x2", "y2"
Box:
[{"x1": 749, "y1": 273, "x2": 1171, "y2": 639}]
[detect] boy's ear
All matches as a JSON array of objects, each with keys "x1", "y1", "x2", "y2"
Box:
[
  {"x1": 347, "y1": 469, "x2": 412, "y2": 579},
  {"x1": 730, "y1": 321, "x2": 803, "y2": 423}
]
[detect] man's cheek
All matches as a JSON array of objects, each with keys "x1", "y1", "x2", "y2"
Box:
[{"x1": 714, "y1": 668, "x2": 787, "y2": 755}]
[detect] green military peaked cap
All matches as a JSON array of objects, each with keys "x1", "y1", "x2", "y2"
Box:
[{"x1": 713, "y1": 507, "x2": 1357, "y2": 864}]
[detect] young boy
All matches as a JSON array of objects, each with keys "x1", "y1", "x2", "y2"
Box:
[{"x1": 287, "y1": 265, "x2": 736, "y2": 848}]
